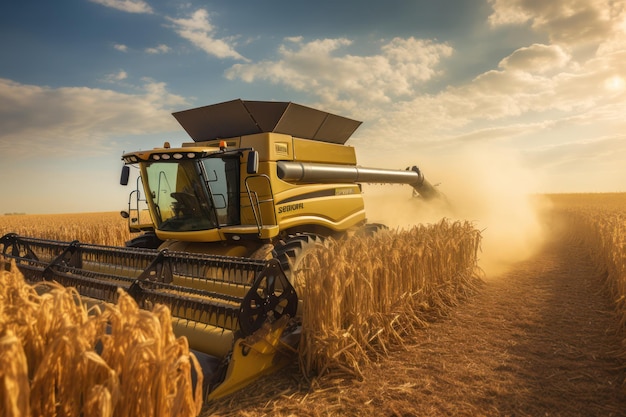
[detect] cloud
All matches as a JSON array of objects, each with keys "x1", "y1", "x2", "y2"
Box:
[
  {"x1": 114, "y1": 44, "x2": 128, "y2": 52},
  {"x1": 347, "y1": 27, "x2": 626, "y2": 182},
  {"x1": 498, "y1": 43, "x2": 571, "y2": 73},
  {"x1": 225, "y1": 36, "x2": 453, "y2": 105},
  {"x1": 0, "y1": 78, "x2": 187, "y2": 157},
  {"x1": 487, "y1": 0, "x2": 619, "y2": 45},
  {"x1": 167, "y1": 9, "x2": 247, "y2": 61},
  {"x1": 145, "y1": 44, "x2": 171, "y2": 54},
  {"x1": 104, "y1": 70, "x2": 128, "y2": 82},
  {"x1": 89, "y1": 0, "x2": 153, "y2": 14}
]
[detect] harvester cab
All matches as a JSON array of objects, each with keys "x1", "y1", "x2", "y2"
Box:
[{"x1": 2, "y1": 99, "x2": 444, "y2": 401}]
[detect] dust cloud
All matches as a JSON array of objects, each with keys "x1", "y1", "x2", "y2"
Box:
[{"x1": 362, "y1": 148, "x2": 550, "y2": 278}]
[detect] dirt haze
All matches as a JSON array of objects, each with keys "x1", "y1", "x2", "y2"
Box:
[{"x1": 363, "y1": 147, "x2": 549, "y2": 276}]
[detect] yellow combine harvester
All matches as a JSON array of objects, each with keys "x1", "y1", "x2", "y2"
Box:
[{"x1": 1, "y1": 99, "x2": 442, "y2": 399}]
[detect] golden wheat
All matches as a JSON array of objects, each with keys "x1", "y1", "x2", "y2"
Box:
[
  {"x1": 1, "y1": 212, "x2": 485, "y2": 403},
  {"x1": 0, "y1": 212, "x2": 131, "y2": 246},
  {"x1": 295, "y1": 219, "x2": 483, "y2": 379},
  {"x1": 0, "y1": 262, "x2": 203, "y2": 417},
  {"x1": 0, "y1": 330, "x2": 30, "y2": 417}
]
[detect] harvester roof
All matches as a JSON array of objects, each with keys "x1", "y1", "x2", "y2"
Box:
[{"x1": 172, "y1": 99, "x2": 362, "y2": 145}]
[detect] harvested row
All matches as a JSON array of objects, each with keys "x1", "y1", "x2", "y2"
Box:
[
  {"x1": 547, "y1": 194, "x2": 626, "y2": 362},
  {"x1": 0, "y1": 262, "x2": 203, "y2": 417}
]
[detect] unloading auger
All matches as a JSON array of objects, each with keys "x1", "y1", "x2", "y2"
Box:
[{"x1": 1, "y1": 99, "x2": 445, "y2": 400}]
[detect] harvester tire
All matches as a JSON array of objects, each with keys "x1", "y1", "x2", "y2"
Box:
[
  {"x1": 355, "y1": 223, "x2": 389, "y2": 237},
  {"x1": 273, "y1": 233, "x2": 324, "y2": 283}
]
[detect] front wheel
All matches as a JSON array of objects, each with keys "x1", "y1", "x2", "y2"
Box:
[{"x1": 272, "y1": 233, "x2": 325, "y2": 284}]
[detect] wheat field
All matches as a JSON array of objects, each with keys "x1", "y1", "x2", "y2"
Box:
[
  {"x1": 0, "y1": 212, "x2": 484, "y2": 414},
  {"x1": 0, "y1": 212, "x2": 131, "y2": 247},
  {"x1": 2, "y1": 194, "x2": 625, "y2": 415},
  {"x1": 0, "y1": 263, "x2": 203, "y2": 417}
]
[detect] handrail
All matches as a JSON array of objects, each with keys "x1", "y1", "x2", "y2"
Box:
[{"x1": 244, "y1": 174, "x2": 277, "y2": 236}]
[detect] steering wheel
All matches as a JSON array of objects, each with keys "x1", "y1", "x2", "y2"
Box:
[{"x1": 170, "y1": 192, "x2": 199, "y2": 216}]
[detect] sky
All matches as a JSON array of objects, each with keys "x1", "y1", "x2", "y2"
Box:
[{"x1": 1, "y1": 0, "x2": 625, "y2": 214}]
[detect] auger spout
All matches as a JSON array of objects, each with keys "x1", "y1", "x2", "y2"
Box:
[{"x1": 276, "y1": 161, "x2": 443, "y2": 201}]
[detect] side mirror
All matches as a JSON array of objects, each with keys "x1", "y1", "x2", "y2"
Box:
[
  {"x1": 120, "y1": 211, "x2": 130, "y2": 219},
  {"x1": 246, "y1": 151, "x2": 259, "y2": 175},
  {"x1": 120, "y1": 165, "x2": 130, "y2": 185}
]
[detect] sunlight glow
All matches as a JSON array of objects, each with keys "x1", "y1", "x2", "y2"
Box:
[{"x1": 604, "y1": 75, "x2": 625, "y2": 92}]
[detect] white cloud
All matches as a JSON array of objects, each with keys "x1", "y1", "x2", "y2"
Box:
[
  {"x1": 366, "y1": 69, "x2": 619, "y2": 152},
  {"x1": 0, "y1": 78, "x2": 187, "y2": 157},
  {"x1": 104, "y1": 70, "x2": 128, "y2": 82},
  {"x1": 347, "y1": 27, "x2": 626, "y2": 193},
  {"x1": 114, "y1": 43, "x2": 128, "y2": 52},
  {"x1": 219, "y1": 6, "x2": 625, "y2": 188},
  {"x1": 487, "y1": 0, "x2": 618, "y2": 45},
  {"x1": 89, "y1": 0, "x2": 153, "y2": 14},
  {"x1": 225, "y1": 36, "x2": 453, "y2": 105},
  {"x1": 145, "y1": 44, "x2": 171, "y2": 54},
  {"x1": 498, "y1": 43, "x2": 571, "y2": 73},
  {"x1": 167, "y1": 9, "x2": 247, "y2": 61}
]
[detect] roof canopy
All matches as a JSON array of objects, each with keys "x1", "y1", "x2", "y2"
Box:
[{"x1": 172, "y1": 99, "x2": 362, "y2": 145}]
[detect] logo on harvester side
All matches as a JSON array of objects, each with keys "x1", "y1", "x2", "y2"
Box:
[
  {"x1": 278, "y1": 203, "x2": 304, "y2": 214},
  {"x1": 335, "y1": 187, "x2": 355, "y2": 196}
]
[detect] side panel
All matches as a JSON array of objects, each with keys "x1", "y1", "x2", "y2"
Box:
[
  {"x1": 239, "y1": 133, "x2": 358, "y2": 165},
  {"x1": 274, "y1": 184, "x2": 366, "y2": 232},
  {"x1": 241, "y1": 156, "x2": 366, "y2": 233},
  {"x1": 240, "y1": 133, "x2": 293, "y2": 162},
  {"x1": 292, "y1": 137, "x2": 357, "y2": 165}
]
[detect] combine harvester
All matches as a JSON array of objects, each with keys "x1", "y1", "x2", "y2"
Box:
[{"x1": 0, "y1": 99, "x2": 442, "y2": 399}]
